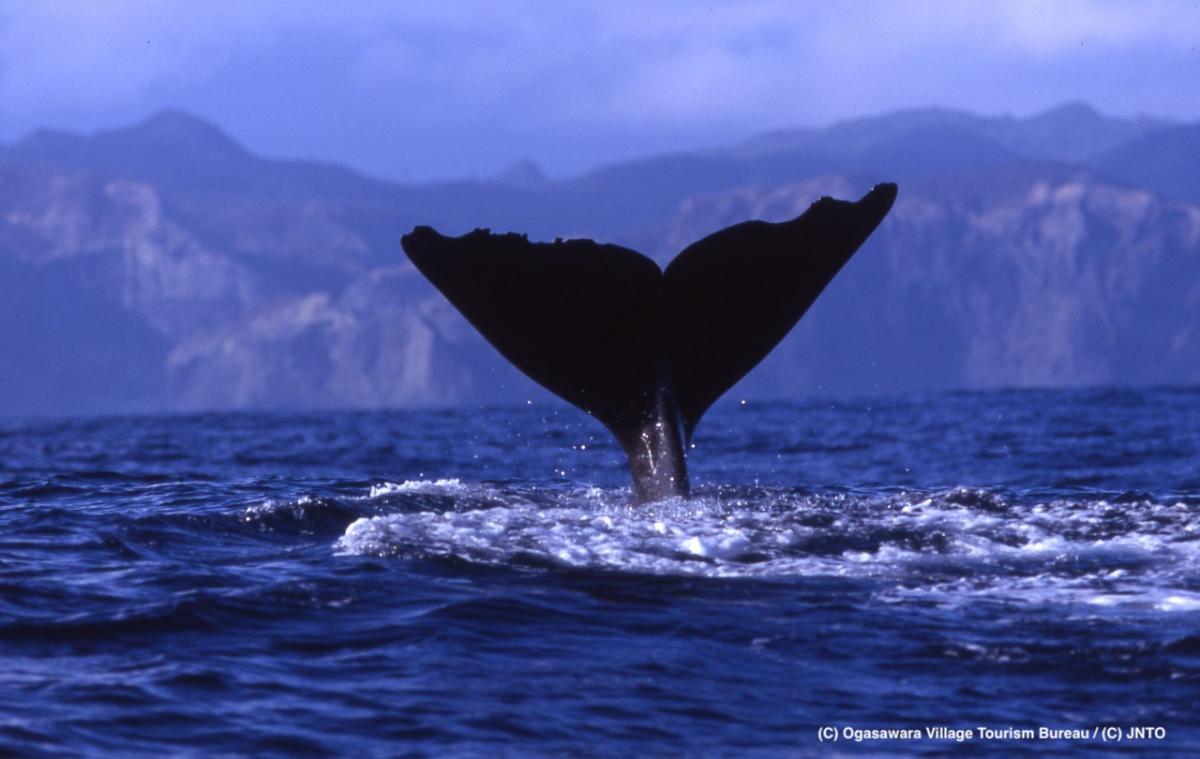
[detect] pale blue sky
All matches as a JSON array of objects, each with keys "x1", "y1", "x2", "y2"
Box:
[{"x1": 1, "y1": 1, "x2": 1197, "y2": 181}]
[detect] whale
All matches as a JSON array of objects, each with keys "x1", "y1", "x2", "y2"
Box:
[{"x1": 401, "y1": 183, "x2": 897, "y2": 502}]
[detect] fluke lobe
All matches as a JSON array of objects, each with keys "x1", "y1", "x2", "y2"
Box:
[{"x1": 401, "y1": 183, "x2": 897, "y2": 502}]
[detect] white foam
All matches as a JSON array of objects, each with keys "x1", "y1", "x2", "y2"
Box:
[
  {"x1": 1156, "y1": 593, "x2": 1200, "y2": 612},
  {"x1": 368, "y1": 479, "x2": 467, "y2": 498},
  {"x1": 332, "y1": 483, "x2": 1200, "y2": 612},
  {"x1": 243, "y1": 494, "x2": 315, "y2": 521}
]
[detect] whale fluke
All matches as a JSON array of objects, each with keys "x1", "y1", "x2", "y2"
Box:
[{"x1": 401, "y1": 183, "x2": 897, "y2": 502}]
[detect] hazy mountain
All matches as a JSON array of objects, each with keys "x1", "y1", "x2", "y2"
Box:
[
  {"x1": 726, "y1": 102, "x2": 1165, "y2": 164},
  {"x1": 1095, "y1": 124, "x2": 1200, "y2": 204},
  {"x1": 0, "y1": 104, "x2": 1196, "y2": 416}
]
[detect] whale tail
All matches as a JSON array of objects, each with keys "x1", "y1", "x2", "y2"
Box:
[{"x1": 401, "y1": 183, "x2": 897, "y2": 498}]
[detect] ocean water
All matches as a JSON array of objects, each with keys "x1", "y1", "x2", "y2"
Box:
[{"x1": 1, "y1": 386, "x2": 1198, "y2": 756}]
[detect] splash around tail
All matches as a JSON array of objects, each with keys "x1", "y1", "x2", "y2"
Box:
[{"x1": 401, "y1": 183, "x2": 897, "y2": 501}]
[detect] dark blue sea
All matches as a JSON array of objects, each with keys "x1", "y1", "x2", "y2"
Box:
[{"x1": 2, "y1": 386, "x2": 1198, "y2": 756}]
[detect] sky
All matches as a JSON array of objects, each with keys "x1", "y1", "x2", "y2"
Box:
[{"x1": 0, "y1": 0, "x2": 1197, "y2": 182}]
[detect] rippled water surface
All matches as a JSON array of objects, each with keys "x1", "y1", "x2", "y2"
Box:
[{"x1": 2, "y1": 387, "x2": 1198, "y2": 755}]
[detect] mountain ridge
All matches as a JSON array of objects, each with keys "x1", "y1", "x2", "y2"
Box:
[{"x1": 1, "y1": 104, "x2": 1196, "y2": 416}]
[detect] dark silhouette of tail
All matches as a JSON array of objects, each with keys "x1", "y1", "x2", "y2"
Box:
[{"x1": 401, "y1": 183, "x2": 897, "y2": 501}]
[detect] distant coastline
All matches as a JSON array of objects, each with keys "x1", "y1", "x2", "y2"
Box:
[{"x1": 1, "y1": 103, "x2": 1197, "y2": 416}]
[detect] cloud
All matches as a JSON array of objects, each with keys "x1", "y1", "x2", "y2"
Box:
[{"x1": 0, "y1": 1, "x2": 1196, "y2": 178}]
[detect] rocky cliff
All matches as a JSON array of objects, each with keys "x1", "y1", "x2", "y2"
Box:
[{"x1": 1, "y1": 105, "x2": 1196, "y2": 415}]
